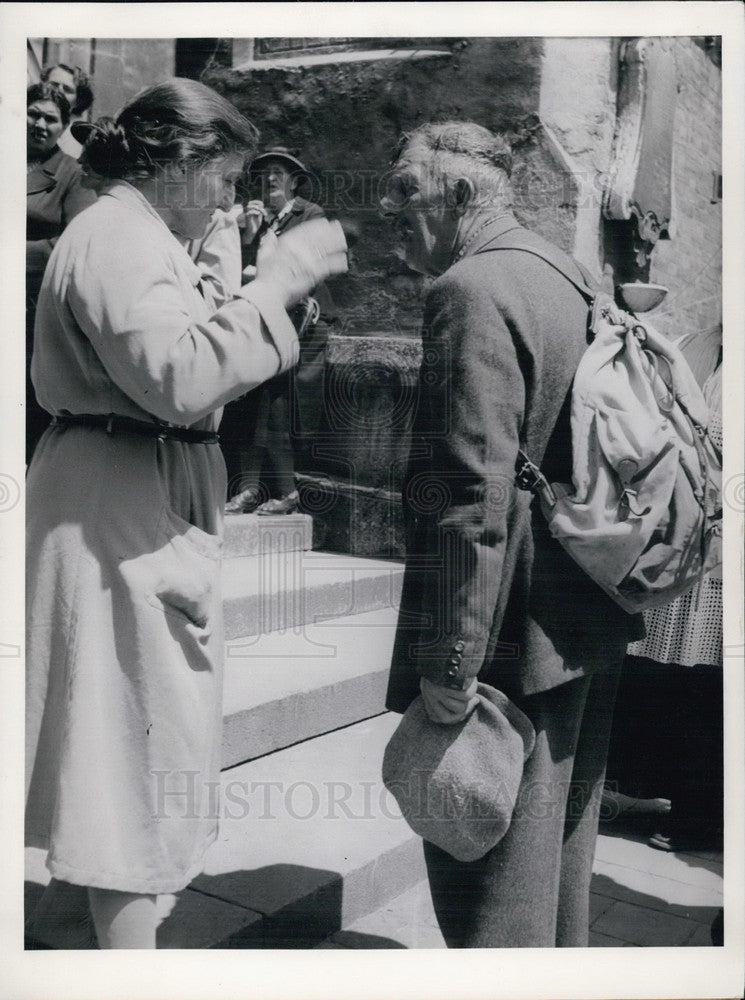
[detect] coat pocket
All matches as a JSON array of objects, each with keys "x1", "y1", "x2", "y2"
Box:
[{"x1": 145, "y1": 507, "x2": 222, "y2": 630}]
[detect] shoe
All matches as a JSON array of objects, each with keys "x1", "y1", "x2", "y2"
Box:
[
  {"x1": 648, "y1": 824, "x2": 722, "y2": 853},
  {"x1": 256, "y1": 490, "x2": 300, "y2": 516},
  {"x1": 224, "y1": 486, "x2": 262, "y2": 514}
]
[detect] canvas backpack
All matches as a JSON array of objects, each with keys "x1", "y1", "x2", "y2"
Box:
[{"x1": 484, "y1": 239, "x2": 722, "y2": 615}]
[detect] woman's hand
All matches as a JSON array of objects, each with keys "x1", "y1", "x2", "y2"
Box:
[
  {"x1": 255, "y1": 218, "x2": 348, "y2": 309},
  {"x1": 420, "y1": 677, "x2": 480, "y2": 725},
  {"x1": 239, "y1": 200, "x2": 268, "y2": 243}
]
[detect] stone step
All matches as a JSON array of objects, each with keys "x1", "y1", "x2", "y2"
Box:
[
  {"x1": 222, "y1": 512, "x2": 312, "y2": 559},
  {"x1": 25, "y1": 713, "x2": 423, "y2": 950},
  {"x1": 26, "y1": 713, "x2": 426, "y2": 948},
  {"x1": 222, "y1": 605, "x2": 398, "y2": 768},
  {"x1": 166, "y1": 712, "x2": 425, "y2": 948},
  {"x1": 222, "y1": 550, "x2": 403, "y2": 641},
  {"x1": 317, "y1": 878, "x2": 445, "y2": 949}
]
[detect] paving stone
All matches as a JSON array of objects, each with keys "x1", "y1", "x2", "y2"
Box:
[
  {"x1": 591, "y1": 859, "x2": 723, "y2": 918},
  {"x1": 592, "y1": 899, "x2": 697, "y2": 947},
  {"x1": 589, "y1": 891, "x2": 615, "y2": 924},
  {"x1": 156, "y1": 888, "x2": 263, "y2": 949},
  {"x1": 595, "y1": 833, "x2": 724, "y2": 889},
  {"x1": 589, "y1": 929, "x2": 628, "y2": 947},
  {"x1": 682, "y1": 920, "x2": 719, "y2": 947}
]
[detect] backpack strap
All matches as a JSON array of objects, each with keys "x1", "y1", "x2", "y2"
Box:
[
  {"x1": 474, "y1": 235, "x2": 597, "y2": 504},
  {"x1": 475, "y1": 234, "x2": 597, "y2": 302}
]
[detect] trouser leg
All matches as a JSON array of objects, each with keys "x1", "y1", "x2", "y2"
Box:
[
  {"x1": 424, "y1": 675, "x2": 593, "y2": 948},
  {"x1": 220, "y1": 387, "x2": 266, "y2": 499},
  {"x1": 556, "y1": 656, "x2": 622, "y2": 946},
  {"x1": 667, "y1": 665, "x2": 723, "y2": 837},
  {"x1": 264, "y1": 376, "x2": 295, "y2": 497}
]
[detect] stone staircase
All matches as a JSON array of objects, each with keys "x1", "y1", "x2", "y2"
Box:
[{"x1": 25, "y1": 512, "x2": 428, "y2": 949}]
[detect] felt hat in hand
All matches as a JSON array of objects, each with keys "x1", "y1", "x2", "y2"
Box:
[{"x1": 382, "y1": 683, "x2": 536, "y2": 863}]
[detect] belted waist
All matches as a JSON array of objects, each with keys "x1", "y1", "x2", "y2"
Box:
[{"x1": 50, "y1": 413, "x2": 220, "y2": 445}]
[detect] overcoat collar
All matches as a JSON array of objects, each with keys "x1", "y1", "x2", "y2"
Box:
[
  {"x1": 27, "y1": 147, "x2": 66, "y2": 196},
  {"x1": 100, "y1": 180, "x2": 203, "y2": 287},
  {"x1": 457, "y1": 212, "x2": 525, "y2": 262},
  {"x1": 273, "y1": 197, "x2": 311, "y2": 232}
]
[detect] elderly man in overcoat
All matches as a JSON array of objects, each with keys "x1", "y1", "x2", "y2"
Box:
[{"x1": 380, "y1": 122, "x2": 643, "y2": 948}]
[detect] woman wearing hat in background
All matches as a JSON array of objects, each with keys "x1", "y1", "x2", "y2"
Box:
[
  {"x1": 26, "y1": 82, "x2": 97, "y2": 464},
  {"x1": 224, "y1": 146, "x2": 338, "y2": 514},
  {"x1": 25, "y1": 79, "x2": 346, "y2": 949}
]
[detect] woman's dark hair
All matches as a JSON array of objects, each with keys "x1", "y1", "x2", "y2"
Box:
[
  {"x1": 41, "y1": 63, "x2": 94, "y2": 115},
  {"x1": 27, "y1": 83, "x2": 71, "y2": 127},
  {"x1": 82, "y1": 78, "x2": 259, "y2": 181}
]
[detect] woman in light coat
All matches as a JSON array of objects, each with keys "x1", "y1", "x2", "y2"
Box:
[{"x1": 25, "y1": 78, "x2": 346, "y2": 949}]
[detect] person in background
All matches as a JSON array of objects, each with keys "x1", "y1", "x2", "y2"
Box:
[
  {"x1": 26, "y1": 82, "x2": 96, "y2": 463},
  {"x1": 25, "y1": 78, "x2": 346, "y2": 950},
  {"x1": 40, "y1": 63, "x2": 95, "y2": 158},
  {"x1": 184, "y1": 176, "x2": 244, "y2": 305},
  {"x1": 605, "y1": 327, "x2": 723, "y2": 853},
  {"x1": 380, "y1": 122, "x2": 643, "y2": 948},
  {"x1": 224, "y1": 147, "x2": 337, "y2": 515}
]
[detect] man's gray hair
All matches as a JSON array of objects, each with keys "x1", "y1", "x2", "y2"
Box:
[{"x1": 398, "y1": 121, "x2": 513, "y2": 207}]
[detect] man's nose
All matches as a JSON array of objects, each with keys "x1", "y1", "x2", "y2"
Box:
[{"x1": 378, "y1": 190, "x2": 403, "y2": 219}]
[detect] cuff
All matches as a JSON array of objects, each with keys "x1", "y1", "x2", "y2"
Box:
[
  {"x1": 237, "y1": 280, "x2": 298, "y2": 372},
  {"x1": 416, "y1": 636, "x2": 483, "y2": 690}
]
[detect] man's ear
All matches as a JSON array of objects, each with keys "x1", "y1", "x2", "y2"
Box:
[{"x1": 452, "y1": 177, "x2": 475, "y2": 215}]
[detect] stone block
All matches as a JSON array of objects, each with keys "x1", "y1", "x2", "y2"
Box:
[
  {"x1": 222, "y1": 551, "x2": 403, "y2": 639},
  {"x1": 222, "y1": 605, "x2": 398, "y2": 766},
  {"x1": 223, "y1": 513, "x2": 313, "y2": 559},
  {"x1": 298, "y1": 475, "x2": 406, "y2": 558},
  {"x1": 305, "y1": 335, "x2": 421, "y2": 493}
]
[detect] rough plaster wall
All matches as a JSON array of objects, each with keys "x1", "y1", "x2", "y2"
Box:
[
  {"x1": 205, "y1": 38, "x2": 577, "y2": 335},
  {"x1": 538, "y1": 37, "x2": 617, "y2": 276},
  {"x1": 648, "y1": 38, "x2": 722, "y2": 341},
  {"x1": 92, "y1": 40, "x2": 176, "y2": 118}
]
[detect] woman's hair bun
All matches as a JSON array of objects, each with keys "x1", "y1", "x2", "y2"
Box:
[
  {"x1": 80, "y1": 80, "x2": 259, "y2": 182},
  {"x1": 83, "y1": 117, "x2": 137, "y2": 179}
]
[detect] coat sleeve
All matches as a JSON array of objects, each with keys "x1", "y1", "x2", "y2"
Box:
[
  {"x1": 400, "y1": 268, "x2": 526, "y2": 690},
  {"x1": 190, "y1": 208, "x2": 243, "y2": 307},
  {"x1": 65, "y1": 221, "x2": 298, "y2": 426},
  {"x1": 26, "y1": 167, "x2": 97, "y2": 276}
]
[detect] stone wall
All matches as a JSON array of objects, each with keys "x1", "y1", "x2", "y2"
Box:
[
  {"x1": 538, "y1": 37, "x2": 619, "y2": 273},
  {"x1": 204, "y1": 36, "x2": 721, "y2": 556},
  {"x1": 204, "y1": 37, "x2": 582, "y2": 336},
  {"x1": 647, "y1": 37, "x2": 722, "y2": 341}
]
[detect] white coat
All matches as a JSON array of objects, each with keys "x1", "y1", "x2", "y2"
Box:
[{"x1": 26, "y1": 181, "x2": 298, "y2": 894}]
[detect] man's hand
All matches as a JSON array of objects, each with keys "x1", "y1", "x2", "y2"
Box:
[
  {"x1": 420, "y1": 677, "x2": 479, "y2": 725},
  {"x1": 254, "y1": 218, "x2": 348, "y2": 309}
]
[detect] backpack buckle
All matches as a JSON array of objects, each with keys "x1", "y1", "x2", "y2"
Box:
[{"x1": 515, "y1": 451, "x2": 557, "y2": 508}]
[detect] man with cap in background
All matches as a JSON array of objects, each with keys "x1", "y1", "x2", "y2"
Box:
[{"x1": 224, "y1": 147, "x2": 337, "y2": 514}]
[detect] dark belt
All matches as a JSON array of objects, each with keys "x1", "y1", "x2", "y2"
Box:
[{"x1": 50, "y1": 413, "x2": 220, "y2": 445}]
